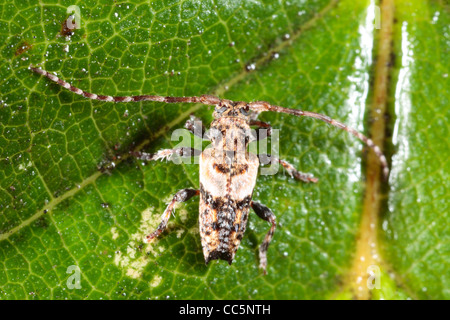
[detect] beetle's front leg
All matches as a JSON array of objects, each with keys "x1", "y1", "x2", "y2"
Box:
[
  {"x1": 258, "y1": 154, "x2": 318, "y2": 183},
  {"x1": 144, "y1": 188, "x2": 199, "y2": 243},
  {"x1": 131, "y1": 147, "x2": 201, "y2": 162},
  {"x1": 251, "y1": 201, "x2": 276, "y2": 274}
]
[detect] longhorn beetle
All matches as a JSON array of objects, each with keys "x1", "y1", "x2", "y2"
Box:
[{"x1": 30, "y1": 65, "x2": 389, "y2": 274}]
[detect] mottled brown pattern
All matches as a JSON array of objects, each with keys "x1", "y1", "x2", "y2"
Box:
[
  {"x1": 199, "y1": 108, "x2": 259, "y2": 265},
  {"x1": 199, "y1": 184, "x2": 252, "y2": 264}
]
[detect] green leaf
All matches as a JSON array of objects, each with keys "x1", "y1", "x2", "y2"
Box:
[
  {"x1": 380, "y1": 0, "x2": 449, "y2": 300},
  {"x1": 0, "y1": 0, "x2": 448, "y2": 300}
]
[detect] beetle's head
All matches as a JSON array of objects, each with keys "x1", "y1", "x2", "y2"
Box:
[{"x1": 213, "y1": 100, "x2": 250, "y2": 120}]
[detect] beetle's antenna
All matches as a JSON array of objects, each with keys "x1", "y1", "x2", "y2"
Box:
[
  {"x1": 30, "y1": 66, "x2": 221, "y2": 106},
  {"x1": 248, "y1": 101, "x2": 389, "y2": 179}
]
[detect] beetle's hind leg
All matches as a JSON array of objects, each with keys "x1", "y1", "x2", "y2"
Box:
[
  {"x1": 144, "y1": 188, "x2": 199, "y2": 243},
  {"x1": 258, "y1": 154, "x2": 318, "y2": 183},
  {"x1": 251, "y1": 201, "x2": 277, "y2": 275}
]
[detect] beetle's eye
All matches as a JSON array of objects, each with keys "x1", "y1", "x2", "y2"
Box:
[
  {"x1": 216, "y1": 106, "x2": 227, "y2": 114},
  {"x1": 239, "y1": 106, "x2": 250, "y2": 116}
]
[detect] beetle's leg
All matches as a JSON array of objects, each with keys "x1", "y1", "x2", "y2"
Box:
[
  {"x1": 258, "y1": 154, "x2": 318, "y2": 183},
  {"x1": 251, "y1": 201, "x2": 277, "y2": 275},
  {"x1": 144, "y1": 188, "x2": 199, "y2": 243},
  {"x1": 184, "y1": 115, "x2": 207, "y2": 139},
  {"x1": 131, "y1": 147, "x2": 201, "y2": 162},
  {"x1": 250, "y1": 120, "x2": 272, "y2": 141}
]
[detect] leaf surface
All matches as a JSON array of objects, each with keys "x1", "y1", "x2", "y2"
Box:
[{"x1": 0, "y1": 0, "x2": 448, "y2": 299}]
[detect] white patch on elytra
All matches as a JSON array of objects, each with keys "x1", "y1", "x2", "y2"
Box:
[{"x1": 113, "y1": 206, "x2": 167, "y2": 279}]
